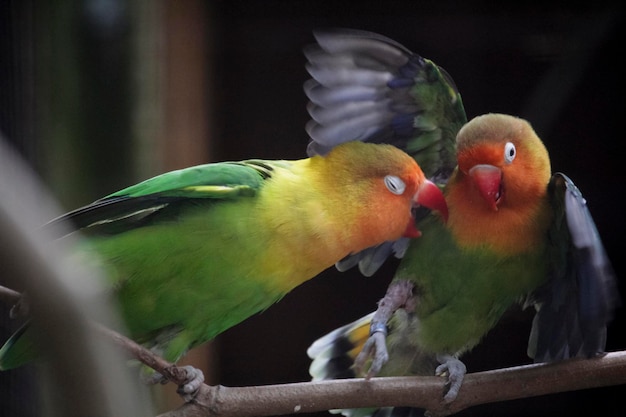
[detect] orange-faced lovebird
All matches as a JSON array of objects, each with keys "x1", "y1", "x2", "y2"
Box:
[
  {"x1": 0, "y1": 139, "x2": 447, "y2": 399},
  {"x1": 304, "y1": 28, "x2": 618, "y2": 417}
]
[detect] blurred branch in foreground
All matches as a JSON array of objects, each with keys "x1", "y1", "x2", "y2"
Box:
[{"x1": 0, "y1": 136, "x2": 153, "y2": 417}]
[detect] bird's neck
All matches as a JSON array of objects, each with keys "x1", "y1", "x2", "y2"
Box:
[{"x1": 446, "y1": 182, "x2": 552, "y2": 255}]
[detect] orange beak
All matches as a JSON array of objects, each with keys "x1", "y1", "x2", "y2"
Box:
[{"x1": 469, "y1": 164, "x2": 502, "y2": 211}]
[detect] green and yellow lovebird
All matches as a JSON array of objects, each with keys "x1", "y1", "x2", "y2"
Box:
[
  {"x1": 0, "y1": 139, "x2": 448, "y2": 397},
  {"x1": 304, "y1": 29, "x2": 618, "y2": 416}
]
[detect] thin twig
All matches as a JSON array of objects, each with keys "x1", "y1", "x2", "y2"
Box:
[
  {"x1": 0, "y1": 284, "x2": 189, "y2": 386},
  {"x1": 95, "y1": 323, "x2": 189, "y2": 386}
]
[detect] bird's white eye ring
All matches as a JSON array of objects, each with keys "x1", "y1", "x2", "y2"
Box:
[
  {"x1": 504, "y1": 142, "x2": 516, "y2": 164},
  {"x1": 384, "y1": 175, "x2": 406, "y2": 195}
]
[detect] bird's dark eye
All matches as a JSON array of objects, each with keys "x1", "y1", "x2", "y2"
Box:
[
  {"x1": 504, "y1": 142, "x2": 516, "y2": 164},
  {"x1": 384, "y1": 175, "x2": 406, "y2": 195}
]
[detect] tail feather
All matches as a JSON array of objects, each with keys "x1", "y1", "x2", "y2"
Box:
[
  {"x1": 308, "y1": 313, "x2": 380, "y2": 417},
  {"x1": 308, "y1": 311, "x2": 433, "y2": 417},
  {"x1": 308, "y1": 312, "x2": 374, "y2": 381}
]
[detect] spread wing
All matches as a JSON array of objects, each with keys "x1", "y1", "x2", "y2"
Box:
[
  {"x1": 304, "y1": 28, "x2": 466, "y2": 182},
  {"x1": 528, "y1": 173, "x2": 619, "y2": 362},
  {"x1": 304, "y1": 28, "x2": 466, "y2": 275}
]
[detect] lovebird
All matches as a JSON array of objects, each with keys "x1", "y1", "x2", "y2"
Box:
[
  {"x1": 0, "y1": 139, "x2": 448, "y2": 397},
  {"x1": 303, "y1": 29, "x2": 618, "y2": 416}
]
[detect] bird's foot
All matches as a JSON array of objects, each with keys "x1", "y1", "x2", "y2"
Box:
[
  {"x1": 141, "y1": 365, "x2": 205, "y2": 402},
  {"x1": 175, "y1": 365, "x2": 205, "y2": 402},
  {"x1": 435, "y1": 354, "x2": 466, "y2": 403},
  {"x1": 355, "y1": 331, "x2": 389, "y2": 378},
  {"x1": 354, "y1": 280, "x2": 414, "y2": 378}
]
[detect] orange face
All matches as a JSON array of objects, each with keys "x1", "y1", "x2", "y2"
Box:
[
  {"x1": 320, "y1": 141, "x2": 447, "y2": 248},
  {"x1": 455, "y1": 114, "x2": 551, "y2": 212},
  {"x1": 447, "y1": 114, "x2": 552, "y2": 254}
]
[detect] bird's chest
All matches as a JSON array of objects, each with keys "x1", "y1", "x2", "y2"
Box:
[{"x1": 394, "y1": 223, "x2": 549, "y2": 354}]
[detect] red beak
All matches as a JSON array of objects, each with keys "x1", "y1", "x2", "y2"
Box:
[
  {"x1": 469, "y1": 164, "x2": 502, "y2": 211},
  {"x1": 403, "y1": 179, "x2": 448, "y2": 238},
  {"x1": 414, "y1": 179, "x2": 448, "y2": 222}
]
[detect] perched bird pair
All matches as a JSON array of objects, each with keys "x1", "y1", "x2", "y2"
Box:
[
  {"x1": 304, "y1": 28, "x2": 618, "y2": 417},
  {"x1": 0, "y1": 27, "x2": 617, "y2": 415},
  {"x1": 0, "y1": 128, "x2": 446, "y2": 397}
]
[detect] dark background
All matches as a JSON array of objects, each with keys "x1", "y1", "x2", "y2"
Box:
[{"x1": 1, "y1": 1, "x2": 624, "y2": 416}]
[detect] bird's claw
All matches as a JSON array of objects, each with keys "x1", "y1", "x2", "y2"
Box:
[
  {"x1": 175, "y1": 365, "x2": 205, "y2": 402},
  {"x1": 355, "y1": 331, "x2": 389, "y2": 378},
  {"x1": 141, "y1": 365, "x2": 205, "y2": 402},
  {"x1": 435, "y1": 355, "x2": 466, "y2": 403}
]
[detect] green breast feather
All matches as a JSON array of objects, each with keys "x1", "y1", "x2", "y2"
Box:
[{"x1": 392, "y1": 216, "x2": 548, "y2": 355}]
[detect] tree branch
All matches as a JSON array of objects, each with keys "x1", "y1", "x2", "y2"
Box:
[
  {"x1": 2, "y1": 285, "x2": 624, "y2": 417},
  {"x1": 154, "y1": 351, "x2": 626, "y2": 417}
]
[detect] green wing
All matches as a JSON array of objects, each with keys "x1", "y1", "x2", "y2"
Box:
[
  {"x1": 528, "y1": 173, "x2": 619, "y2": 362},
  {"x1": 44, "y1": 160, "x2": 275, "y2": 237},
  {"x1": 304, "y1": 28, "x2": 466, "y2": 276},
  {"x1": 1, "y1": 160, "x2": 280, "y2": 370},
  {"x1": 304, "y1": 28, "x2": 467, "y2": 182}
]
